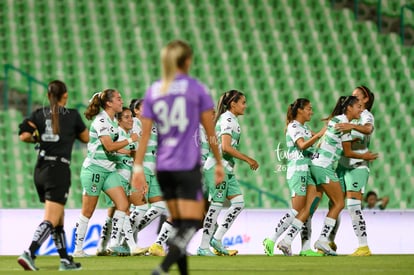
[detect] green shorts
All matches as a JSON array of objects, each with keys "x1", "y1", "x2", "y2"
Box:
[
  {"x1": 310, "y1": 164, "x2": 339, "y2": 185},
  {"x1": 145, "y1": 173, "x2": 162, "y2": 200},
  {"x1": 80, "y1": 164, "x2": 123, "y2": 196},
  {"x1": 287, "y1": 170, "x2": 315, "y2": 197},
  {"x1": 336, "y1": 165, "x2": 347, "y2": 192},
  {"x1": 103, "y1": 175, "x2": 131, "y2": 207},
  {"x1": 337, "y1": 164, "x2": 369, "y2": 193},
  {"x1": 205, "y1": 167, "x2": 241, "y2": 203}
]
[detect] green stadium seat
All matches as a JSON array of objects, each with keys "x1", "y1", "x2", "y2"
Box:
[{"x1": 1, "y1": 0, "x2": 413, "y2": 209}]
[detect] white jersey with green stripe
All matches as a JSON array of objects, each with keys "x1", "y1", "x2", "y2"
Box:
[
  {"x1": 115, "y1": 127, "x2": 136, "y2": 181},
  {"x1": 339, "y1": 109, "x2": 375, "y2": 169},
  {"x1": 286, "y1": 120, "x2": 314, "y2": 179},
  {"x1": 204, "y1": 110, "x2": 241, "y2": 173},
  {"x1": 312, "y1": 114, "x2": 353, "y2": 168},
  {"x1": 144, "y1": 124, "x2": 157, "y2": 175},
  {"x1": 132, "y1": 117, "x2": 142, "y2": 136},
  {"x1": 82, "y1": 110, "x2": 119, "y2": 171},
  {"x1": 199, "y1": 125, "x2": 210, "y2": 166}
]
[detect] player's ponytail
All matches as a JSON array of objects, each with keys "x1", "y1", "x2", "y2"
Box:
[
  {"x1": 47, "y1": 80, "x2": 67, "y2": 134},
  {"x1": 285, "y1": 98, "x2": 310, "y2": 133},
  {"x1": 160, "y1": 40, "x2": 193, "y2": 94},
  {"x1": 84, "y1": 89, "x2": 117, "y2": 120},
  {"x1": 214, "y1": 90, "x2": 245, "y2": 124}
]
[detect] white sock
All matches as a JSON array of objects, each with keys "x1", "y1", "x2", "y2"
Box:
[
  {"x1": 301, "y1": 218, "x2": 312, "y2": 251},
  {"x1": 137, "y1": 201, "x2": 166, "y2": 232},
  {"x1": 74, "y1": 214, "x2": 89, "y2": 252},
  {"x1": 214, "y1": 196, "x2": 244, "y2": 241},
  {"x1": 97, "y1": 217, "x2": 112, "y2": 252},
  {"x1": 318, "y1": 217, "x2": 336, "y2": 243},
  {"x1": 329, "y1": 214, "x2": 341, "y2": 243},
  {"x1": 199, "y1": 202, "x2": 222, "y2": 249},
  {"x1": 347, "y1": 198, "x2": 368, "y2": 247},
  {"x1": 123, "y1": 216, "x2": 137, "y2": 250},
  {"x1": 110, "y1": 210, "x2": 126, "y2": 248},
  {"x1": 155, "y1": 221, "x2": 173, "y2": 246},
  {"x1": 130, "y1": 204, "x2": 149, "y2": 233},
  {"x1": 284, "y1": 218, "x2": 303, "y2": 245},
  {"x1": 270, "y1": 209, "x2": 298, "y2": 242}
]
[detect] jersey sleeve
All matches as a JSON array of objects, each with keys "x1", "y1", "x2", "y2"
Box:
[
  {"x1": 361, "y1": 111, "x2": 375, "y2": 130},
  {"x1": 19, "y1": 111, "x2": 39, "y2": 135},
  {"x1": 218, "y1": 115, "x2": 234, "y2": 137},
  {"x1": 73, "y1": 110, "x2": 87, "y2": 136},
  {"x1": 341, "y1": 131, "x2": 353, "y2": 142},
  {"x1": 132, "y1": 117, "x2": 142, "y2": 137},
  {"x1": 94, "y1": 117, "x2": 111, "y2": 137},
  {"x1": 287, "y1": 123, "x2": 305, "y2": 144}
]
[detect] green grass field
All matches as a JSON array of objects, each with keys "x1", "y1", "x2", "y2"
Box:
[{"x1": 2, "y1": 255, "x2": 414, "y2": 274}]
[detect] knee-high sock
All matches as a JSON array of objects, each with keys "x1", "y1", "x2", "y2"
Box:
[
  {"x1": 29, "y1": 220, "x2": 53, "y2": 258},
  {"x1": 318, "y1": 217, "x2": 336, "y2": 243},
  {"x1": 123, "y1": 216, "x2": 137, "y2": 250},
  {"x1": 347, "y1": 198, "x2": 368, "y2": 247},
  {"x1": 130, "y1": 204, "x2": 148, "y2": 235},
  {"x1": 155, "y1": 220, "x2": 174, "y2": 246},
  {"x1": 52, "y1": 225, "x2": 69, "y2": 260},
  {"x1": 110, "y1": 210, "x2": 126, "y2": 247},
  {"x1": 199, "y1": 202, "x2": 223, "y2": 249},
  {"x1": 270, "y1": 209, "x2": 298, "y2": 242},
  {"x1": 137, "y1": 201, "x2": 166, "y2": 232},
  {"x1": 159, "y1": 219, "x2": 199, "y2": 275},
  {"x1": 74, "y1": 215, "x2": 89, "y2": 252},
  {"x1": 300, "y1": 218, "x2": 312, "y2": 251},
  {"x1": 97, "y1": 217, "x2": 112, "y2": 252},
  {"x1": 283, "y1": 218, "x2": 303, "y2": 245},
  {"x1": 329, "y1": 213, "x2": 341, "y2": 243},
  {"x1": 214, "y1": 196, "x2": 244, "y2": 241}
]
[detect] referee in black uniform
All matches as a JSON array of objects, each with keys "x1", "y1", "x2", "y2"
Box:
[{"x1": 17, "y1": 80, "x2": 89, "y2": 271}]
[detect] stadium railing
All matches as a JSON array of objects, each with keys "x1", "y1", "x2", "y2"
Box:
[
  {"x1": 3, "y1": 64, "x2": 47, "y2": 116},
  {"x1": 401, "y1": 4, "x2": 414, "y2": 44}
]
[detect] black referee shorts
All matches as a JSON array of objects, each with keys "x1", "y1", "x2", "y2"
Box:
[
  {"x1": 34, "y1": 160, "x2": 71, "y2": 205},
  {"x1": 156, "y1": 165, "x2": 204, "y2": 201}
]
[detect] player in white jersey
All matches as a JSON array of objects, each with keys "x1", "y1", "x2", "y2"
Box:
[
  {"x1": 96, "y1": 107, "x2": 144, "y2": 256},
  {"x1": 198, "y1": 90, "x2": 259, "y2": 256},
  {"x1": 127, "y1": 99, "x2": 150, "y2": 234},
  {"x1": 73, "y1": 89, "x2": 139, "y2": 257},
  {"x1": 263, "y1": 98, "x2": 325, "y2": 256},
  {"x1": 277, "y1": 95, "x2": 378, "y2": 256},
  {"x1": 128, "y1": 99, "x2": 169, "y2": 257},
  {"x1": 333, "y1": 86, "x2": 375, "y2": 256}
]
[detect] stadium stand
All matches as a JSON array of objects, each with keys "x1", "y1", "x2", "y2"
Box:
[{"x1": 1, "y1": 0, "x2": 413, "y2": 209}]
